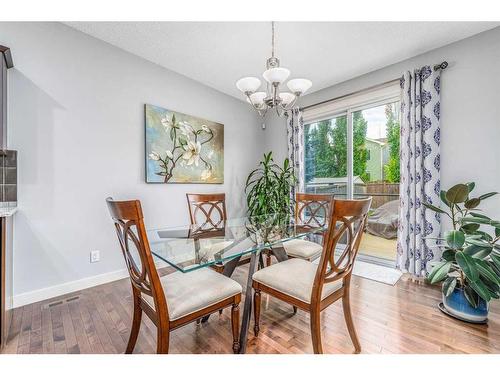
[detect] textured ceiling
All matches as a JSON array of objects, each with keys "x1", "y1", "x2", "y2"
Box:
[{"x1": 65, "y1": 22, "x2": 499, "y2": 100}]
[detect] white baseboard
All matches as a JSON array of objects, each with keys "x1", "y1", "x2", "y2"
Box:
[{"x1": 12, "y1": 268, "x2": 130, "y2": 308}]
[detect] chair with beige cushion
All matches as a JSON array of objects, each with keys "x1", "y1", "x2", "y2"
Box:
[
  {"x1": 267, "y1": 193, "x2": 333, "y2": 265},
  {"x1": 186, "y1": 193, "x2": 251, "y2": 272},
  {"x1": 106, "y1": 197, "x2": 242, "y2": 354},
  {"x1": 252, "y1": 198, "x2": 372, "y2": 354}
]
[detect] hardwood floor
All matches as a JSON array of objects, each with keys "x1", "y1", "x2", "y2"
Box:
[{"x1": 2, "y1": 263, "x2": 499, "y2": 354}]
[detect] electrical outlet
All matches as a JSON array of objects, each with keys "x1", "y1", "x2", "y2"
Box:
[{"x1": 90, "y1": 250, "x2": 100, "y2": 263}]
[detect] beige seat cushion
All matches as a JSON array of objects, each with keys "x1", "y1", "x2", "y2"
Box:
[
  {"x1": 201, "y1": 240, "x2": 251, "y2": 264},
  {"x1": 252, "y1": 258, "x2": 342, "y2": 303},
  {"x1": 143, "y1": 268, "x2": 242, "y2": 320},
  {"x1": 282, "y1": 238, "x2": 323, "y2": 260}
]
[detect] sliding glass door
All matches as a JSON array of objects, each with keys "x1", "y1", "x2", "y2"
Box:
[
  {"x1": 303, "y1": 94, "x2": 400, "y2": 263},
  {"x1": 304, "y1": 114, "x2": 348, "y2": 198}
]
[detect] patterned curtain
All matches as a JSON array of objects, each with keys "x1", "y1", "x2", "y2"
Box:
[
  {"x1": 397, "y1": 66, "x2": 442, "y2": 277},
  {"x1": 286, "y1": 108, "x2": 305, "y2": 201}
]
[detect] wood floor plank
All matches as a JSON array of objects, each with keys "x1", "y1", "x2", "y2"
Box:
[
  {"x1": 83, "y1": 292, "x2": 117, "y2": 353},
  {"x1": 17, "y1": 304, "x2": 33, "y2": 354},
  {"x1": 79, "y1": 294, "x2": 105, "y2": 354},
  {"x1": 50, "y1": 302, "x2": 68, "y2": 354},
  {"x1": 67, "y1": 299, "x2": 92, "y2": 354},
  {"x1": 28, "y1": 302, "x2": 43, "y2": 354},
  {"x1": 41, "y1": 303, "x2": 54, "y2": 354},
  {"x1": 2, "y1": 267, "x2": 499, "y2": 354},
  {"x1": 60, "y1": 302, "x2": 80, "y2": 354}
]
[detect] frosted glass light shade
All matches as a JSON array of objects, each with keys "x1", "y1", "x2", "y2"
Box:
[
  {"x1": 247, "y1": 92, "x2": 267, "y2": 106},
  {"x1": 279, "y1": 92, "x2": 296, "y2": 106},
  {"x1": 263, "y1": 67, "x2": 290, "y2": 84},
  {"x1": 236, "y1": 77, "x2": 261, "y2": 93},
  {"x1": 287, "y1": 78, "x2": 312, "y2": 95}
]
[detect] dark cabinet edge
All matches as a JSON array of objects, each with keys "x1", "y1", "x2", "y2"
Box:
[{"x1": 0, "y1": 46, "x2": 13, "y2": 69}]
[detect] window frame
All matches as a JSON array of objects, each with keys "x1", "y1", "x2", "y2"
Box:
[{"x1": 303, "y1": 82, "x2": 401, "y2": 199}]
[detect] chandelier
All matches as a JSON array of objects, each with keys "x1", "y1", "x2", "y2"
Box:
[{"x1": 235, "y1": 22, "x2": 312, "y2": 117}]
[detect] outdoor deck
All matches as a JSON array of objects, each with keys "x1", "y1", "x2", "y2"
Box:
[{"x1": 360, "y1": 233, "x2": 397, "y2": 261}]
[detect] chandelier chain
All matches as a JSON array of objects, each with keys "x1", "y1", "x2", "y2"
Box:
[{"x1": 271, "y1": 21, "x2": 275, "y2": 58}]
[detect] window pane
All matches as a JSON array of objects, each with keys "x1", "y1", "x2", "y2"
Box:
[
  {"x1": 352, "y1": 102, "x2": 400, "y2": 261},
  {"x1": 304, "y1": 115, "x2": 348, "y2": 198}
]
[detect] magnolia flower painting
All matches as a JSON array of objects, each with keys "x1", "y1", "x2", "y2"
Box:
[{"x1": 145, "y1": 104, "x2": 224, "y2": 183}]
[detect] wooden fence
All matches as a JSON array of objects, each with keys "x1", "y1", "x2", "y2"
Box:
[
  {"x1": 306, "y1": 182, "x2": 399, "y2": 209},
  {"x1": 362, "y1": 182, "x2": 399, "y2": 208}
]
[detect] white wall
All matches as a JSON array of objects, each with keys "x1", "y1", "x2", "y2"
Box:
[
  {"x1": 265, "y1": 26, "x2": 500, "y2": 216},
  {"x1": 4, "y1": 22, "x2": 500, "y2": 305},
  {"x1": 0, "y1": 22, "x2": 263, "y2": 303}
]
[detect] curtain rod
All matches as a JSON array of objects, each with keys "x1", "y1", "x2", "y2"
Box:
[
  {"x1": 300, "y1": 61, "x2": 448, "y2": 112},
  {"x1": 433, "y1": 61, "x2": 448, "y2": 71}
]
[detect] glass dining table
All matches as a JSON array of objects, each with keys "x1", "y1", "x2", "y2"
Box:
[{"x1": 147, "y1": 214, "x2": 326, "y2": 354}]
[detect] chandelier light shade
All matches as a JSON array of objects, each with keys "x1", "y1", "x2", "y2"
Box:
[
  {"x1": 248, "y1": 92, "x2": 267, "y2": 106},
  {"x1": 236, "y1": 77, "x2": 262, "y2": 94},
  {"x1": 263, "y1": 67, "x2": 290, "y2": 84},
  {"x1": 279, "y1": 92, "x2": 296, "y2": 106},
  {"x1": 235, "y1": 22, "x2": 312, "y2": 118},
  {"x1": 287, "y1": 78, "x2": 313, "y2": 95}
]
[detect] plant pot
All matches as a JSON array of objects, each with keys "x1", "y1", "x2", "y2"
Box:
[{"x1": 441, "y1": 287, "x2": 488, "y2": 323}]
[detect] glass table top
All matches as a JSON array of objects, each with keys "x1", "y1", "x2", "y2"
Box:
[{"x1": 147, "y1": 214, "x2": 326, "y2": 273}]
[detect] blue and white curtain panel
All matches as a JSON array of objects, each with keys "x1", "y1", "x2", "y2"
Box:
[
  {"x1": 397, "y1": 66, "x2": 442, "y2": 277},
  {"x1": 286, "y1": 108, "x2": 305, "y2": 202}
]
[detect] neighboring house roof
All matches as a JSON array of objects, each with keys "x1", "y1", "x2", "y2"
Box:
[
  {"x1": 309, "y1": 176, "x2": 365, "y2": 185},
  {"x1": 366, "y1": 137, "x2": 387, "y2": 146}
]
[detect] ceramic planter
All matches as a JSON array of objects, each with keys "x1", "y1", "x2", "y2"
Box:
[{"x1": 441, "y1": 287, "x2": 488, "y2": 323}]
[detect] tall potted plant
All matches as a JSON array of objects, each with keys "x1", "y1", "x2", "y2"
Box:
[
  {"x1": 245, "y1": 152, "x2": 296, "y2": 218},
  {"x1": 425, "y1": 182, "x2": 500, "y2": 323}
]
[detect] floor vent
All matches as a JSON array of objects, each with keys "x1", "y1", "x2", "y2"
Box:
[{"x1": 43, "y1": 295, "x2": 81, "y2": 309}]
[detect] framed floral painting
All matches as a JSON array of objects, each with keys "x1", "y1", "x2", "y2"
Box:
[{"x1": 145, "y1": 104, "x2": 224, "y2": 183}]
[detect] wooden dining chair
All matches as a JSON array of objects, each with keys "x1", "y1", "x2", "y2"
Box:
[
  {"x1": 266, "y1": 193, "x2": 333, "y2": 266},
  {"x1": 186, "y1": 193, "x2": 251, "y2": 272},
  {"x1": 186, "y1": 193, "x2": 227, "y2": 232},
  {"x1": 252, "y1": 197, "x2": 372, "y2": 354},
  {"x1": 106, "y1": 197, "x2": 242, "y2": 354}
]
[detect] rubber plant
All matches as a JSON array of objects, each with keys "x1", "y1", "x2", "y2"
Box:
[
  {"x1": 425, "y1": 182, "x2": 500, "y2": 308},
  {"x1": 245, "y1": 151, "x2": 297, "y2": 218}
]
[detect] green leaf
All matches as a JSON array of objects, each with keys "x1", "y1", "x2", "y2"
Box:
[
  {"x1": 474, "y1": 258, "x2": 500, "y2": 285},
  {"x1": 491, "y1": 253, "x2": 500, "y2": 270},
  {"x1": 460, "y1": 223, "x2": 480, "y2": 234},
  {"x1": 446, "y1": 184, "x2": 469, "y2": 204},
  {"x1": 476, "y1": 230, "x2": 493, "y2": 241},
  {"x1": 463, "y1": 244, "x2": 492, "y2": 259},
  {"x1": 481, "y1": 276, "x2": 500, "y2": 297},
  {"x1": 455, "y1": 251, "x2": 479, "y2": 282},
  {"x1": 440, "y1": 190, "x2": 450, "y2": 207},
  {"x1": 465, "y1": 238, "x2": 492, "y2": 248},
  {"x1": 461, "y1": 217, "x2": 489, "y2": 227},
  {"x1": 464, "y1": 198, "x2": 481, "y2": 209},
  {"x1": 464, "y1": 285, "x2": 478, "y2": 308},
  {"x1": 478, "y1": 192, "x2": 498, "y2": 200},
  {"x1": 466, "y1": 182, "x2": 476, "y2": 193},
  {"x1": 491, "y1": 262, "x2": 500, "y2": 278},
  {"x1": 442, "y1": 277, "x2": 457, "y2": 297},
  {"x1": 445, "y1": 230, "x2": 465, "y2": 249},
  {"x1": 470, "y1": 212, "x2": 491, "y2": 220},
  {"x1": 469, "y1": 279, "x2": 491, "y2": 302},
  {"x1": 422, "y1": 202, "x2": 448, "y2": 215},
  {"x1": 441, "y1": 249, "x2": 456, "y2": 262},
  {"x1": 427, "y1": 261, "x2": 452, "y2": 284}
]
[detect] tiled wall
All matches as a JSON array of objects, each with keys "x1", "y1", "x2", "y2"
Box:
[{"x1": 0, "y1": 150, "x2": 17, "y2": 208}]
